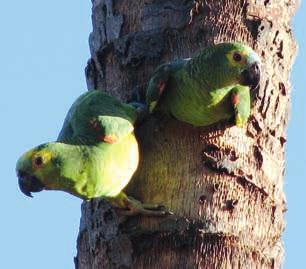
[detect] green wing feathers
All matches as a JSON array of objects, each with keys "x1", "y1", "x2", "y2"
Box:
[
  {"x1": 146, "y1": 59, "x2": 189, "y2": 113},
  {"x1": 90, "y1": 115, "x2": 134, "y2": 144},
  {"x1": 231, "y1": 86, "x2": 251, "y2": 127},
  {"x1": 146, "y1": 63, "x2": 172, "y2": 113},
  {"x1": 58, "y1": 90, "x2": 137, "y2": 143}
]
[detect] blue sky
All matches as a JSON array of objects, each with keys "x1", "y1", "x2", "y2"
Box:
[{"x1": 0, "y1": 1, "x2": 304, "y2": 268}]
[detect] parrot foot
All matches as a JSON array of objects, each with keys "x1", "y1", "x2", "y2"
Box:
[{"x1": 116, "y1": 196, "x2": 173, "y2": 217}]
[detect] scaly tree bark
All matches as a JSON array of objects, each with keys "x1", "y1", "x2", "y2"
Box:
[{"x1": 75, "y1": 1, "x2": 298, "y2": 268}]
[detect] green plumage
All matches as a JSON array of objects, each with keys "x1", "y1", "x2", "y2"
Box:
[
  {"x1": 16, "y1": 90, "x2": 166, "y2": 215},
  {"x1": 146, "y1": 42, "x2": 261, "y2": 127},
  {"x1": 58, "y1": 91, "x2": 136, "y2": 144}
]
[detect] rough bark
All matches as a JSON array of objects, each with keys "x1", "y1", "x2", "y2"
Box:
[{"x1": 75, "y1": 1, "x2": 299, "y2": 268}]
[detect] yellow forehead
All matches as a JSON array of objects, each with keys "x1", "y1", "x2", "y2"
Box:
[{"x1": 34, "y1": 150, "x2": 52, "y2": 161}]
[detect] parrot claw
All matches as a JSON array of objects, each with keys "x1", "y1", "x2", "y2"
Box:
[{"x1": 116, "y1": 196, "x2": 172, "y2": 217}]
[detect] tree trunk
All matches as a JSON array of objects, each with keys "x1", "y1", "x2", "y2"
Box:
[{"x1": 75, "y1": 1, "x2": 298, "y2": 268}]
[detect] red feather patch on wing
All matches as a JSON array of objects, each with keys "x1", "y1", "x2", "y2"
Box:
[
  {"x1": 157, "y1": 81, "x2": 166, "y2": 94},
  {"x1": 101, "y1": 135, "x2": 118, "y2": 144},
  {"x1": 231, "y1": 94, "x2": 239, "y2": 106}
]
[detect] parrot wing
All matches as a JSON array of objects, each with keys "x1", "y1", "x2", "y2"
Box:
[
  {"x1": 231, "y1": 85, "x2": 251, "y2": 127},
  {"x1": 57, "y1": 91, "x2": 89, "y2": 142},
  {"x1": 57, "y1": 90, "x2": 137, "y2": 144},
  {"x1": 146, "y1": 59, "x2": 189, "y2": 113},
  {"x1": 89, "y1": 115, "x2": 134, "y2": 144}
]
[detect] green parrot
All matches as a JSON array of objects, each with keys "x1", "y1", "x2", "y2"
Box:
[
  {"x1": 16, "y1": 90, "x2": 167, "y2": 216},
  {"x1": 146, "y1": 42, "x2": 261, "y2": 127}
]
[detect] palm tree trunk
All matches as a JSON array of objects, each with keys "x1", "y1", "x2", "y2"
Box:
[{"x1": 75, "y1": 1, "x2": 299, "y2": 268}]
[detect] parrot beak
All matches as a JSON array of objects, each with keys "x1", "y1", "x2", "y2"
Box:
[
  {"x1": 17, "y1": 170, "x2": 45, "y2": 197},
  {"x1": 240, "y1": 62, "x2": 261, "y2": 88}
]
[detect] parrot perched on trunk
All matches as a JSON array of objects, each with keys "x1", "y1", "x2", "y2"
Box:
[
  {"x1": 16, "y1": 90, "x2": 167, "y2": 216},
  {"x1": 146, "y1": 42, "x2": 261, "y2": 127}
]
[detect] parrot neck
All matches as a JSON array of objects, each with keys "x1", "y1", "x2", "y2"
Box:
[
  {"x1": 43, "y1": 143, "x2": 93, "y2": 199},
  {"x1": 186, "y1": 57, "x2": 211, "y2": 89},
  {"x1": 187, "y1": 51, "x2": 238, "y2": 90}
]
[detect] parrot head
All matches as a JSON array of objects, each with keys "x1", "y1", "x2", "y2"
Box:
[
  {"x1": 200, "y1": 42, "x2": 261, "y2": 89},
  {"x1": 16, "y1": 143, "x2": 65, "y2": 197}
]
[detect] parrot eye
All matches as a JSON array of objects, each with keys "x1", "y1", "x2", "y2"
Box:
[
  {"x1": 233, "y1": 52, "x2": 242, "y2": 62},
  {"x1": 33, "y1": 156, "x2": 44, "y2": 168}
]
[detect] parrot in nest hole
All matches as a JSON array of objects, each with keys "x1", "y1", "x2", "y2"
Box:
[
  {"x1": 16, "y1": 90, "x2": 167, "y2": 216},
  {"x1": 146, "y1": 42, "x2": 261, "y2": 127}
]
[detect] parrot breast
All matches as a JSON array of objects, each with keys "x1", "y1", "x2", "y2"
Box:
[{"x1": 73, "y1": 133, "x2": 139, "y2": 199}]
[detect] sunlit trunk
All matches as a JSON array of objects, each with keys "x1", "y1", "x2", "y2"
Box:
[{"x1": 75, "y1": 1, "x2": 298, "y2": 268}]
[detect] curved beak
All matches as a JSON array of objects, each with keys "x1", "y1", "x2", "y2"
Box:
[
  {"x1": 17, "y1": 170, "x2": 45, "y2": 197},
  {"x1": 240, "y1": 62, "x2": 261, "y2": 88}
]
